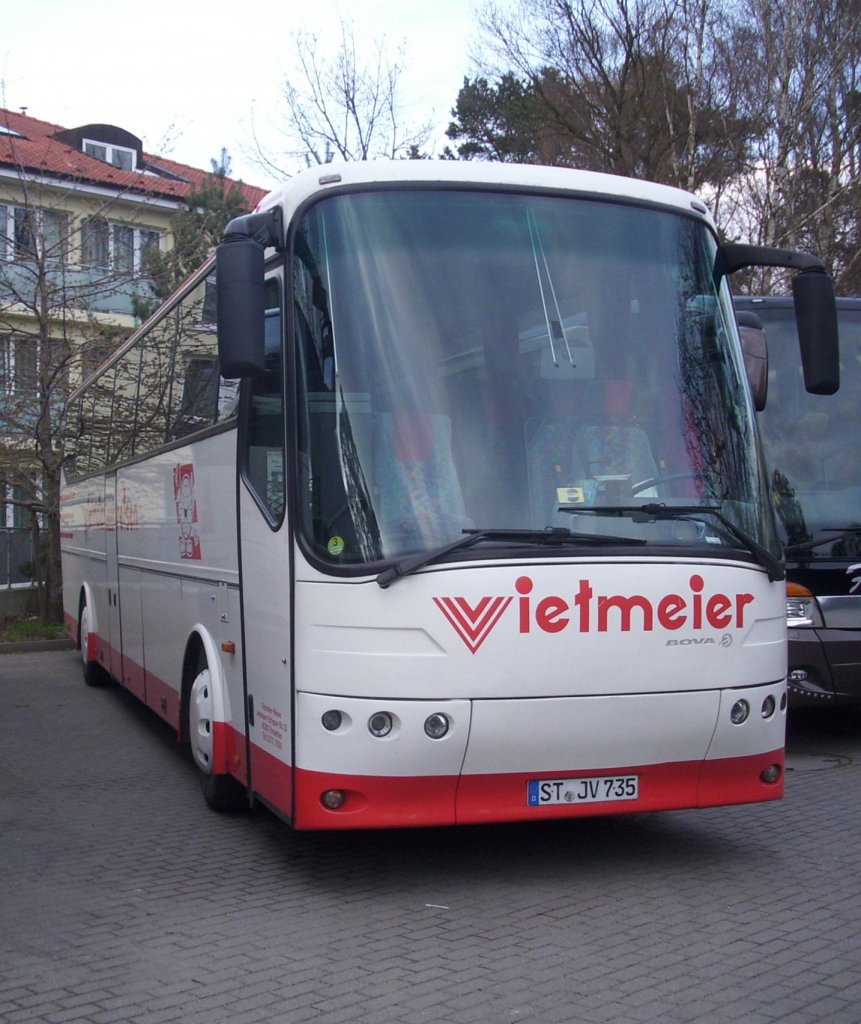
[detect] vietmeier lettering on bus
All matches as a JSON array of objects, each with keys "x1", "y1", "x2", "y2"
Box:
[{"x1": 434, "y1": 573, "x2": 755, "y2": 653}]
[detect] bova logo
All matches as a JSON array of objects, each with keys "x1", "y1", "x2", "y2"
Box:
[{"x1": 434, "y1": 574, "x2": 755, "y2": 654}]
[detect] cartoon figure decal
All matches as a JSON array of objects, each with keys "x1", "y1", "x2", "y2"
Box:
[{"x1": 174, "y1": 463, "x2": 201, "y2": 560}]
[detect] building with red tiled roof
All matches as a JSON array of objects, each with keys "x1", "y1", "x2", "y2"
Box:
[
  {"x1": 1, "y1": 108, "x2": 267, "y2": 330},
  {"x1": 0, "y1": 108, "x2": 266, "y2": 209},
  {"x1": 0, "y1": 107, "x2": 268, "y2": 541}
]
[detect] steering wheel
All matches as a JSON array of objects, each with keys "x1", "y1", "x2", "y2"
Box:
[{"x1": 631, "y1": 471, "x2": 699, "y2": 496}]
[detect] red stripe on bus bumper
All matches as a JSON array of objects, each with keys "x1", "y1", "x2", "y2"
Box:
[
  {"x1": 292, "y1": 768, "x2": 458, "y2": 830},
  {"x1": 291, "y1": 751, "x2": 784, "y2": 830}
]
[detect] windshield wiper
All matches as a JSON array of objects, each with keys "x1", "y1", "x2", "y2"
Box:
[
  {"x1": 558, "y1": 502, "x2": 785, "y2": 582},
  {"x1": 784, "y1": 526, "x2": 861, "y2": 557},
  {"x1": 376, "y1": 526, "x2": 646, "y2": 588}
]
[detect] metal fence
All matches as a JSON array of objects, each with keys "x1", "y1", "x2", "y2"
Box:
[{"x1": 1, "y1": 529, "x2": 35, "y2": 587}]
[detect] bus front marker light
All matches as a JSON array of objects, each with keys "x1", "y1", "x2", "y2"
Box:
[
  {"x1": 424, "y1": 713, "x2": 449, "y2": 739},
  {"x1": 789, "y1": 668, "x2": 808, "y2": 683},
  {"x1": 321, "y1": 710, "x2": 342, "y2": 732},
  {"x1": 761, "y1": 695, "x2": 776, "y2": 719},
  {"x1": 760, "y1": 764, "x2": 782, "y2": 784},
  {"x1": 730, "y1": 699, "x2": 750, "y2": 725},
  {"x1": 368, "y1": 712, "x2": 393, "y2": 738},
  {"x1": 321, "y1": 789, "x2": 345, "y2": 809}
]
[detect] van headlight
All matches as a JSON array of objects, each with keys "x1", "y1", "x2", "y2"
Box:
[{"x1": 786, "y1": 582, "x2": 819, "y2": 627}]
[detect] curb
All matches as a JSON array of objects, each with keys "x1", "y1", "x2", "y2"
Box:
[{"x1": 0, "y1": 638, "x2": 75, "y2": 655}]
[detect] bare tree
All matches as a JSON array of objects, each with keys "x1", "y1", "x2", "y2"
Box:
[
  {"x1": 719, "y1": 0, "x2": 861, "y2": 292},
  {"x1": 466, "y1": 0, "x2": 750, "y2": 191},
  {"x1": 0, "y1": 177, "x2": 123, "y2": 622},
  {"x1": 254, "y1": 19, "x2": 433, "y2": 176},
  {"x1": 455, "y1": 0, "x2": 861, "y2": 293},
  {"x1": 0, "y1": 162, "x2": 168, "y2": 620}
]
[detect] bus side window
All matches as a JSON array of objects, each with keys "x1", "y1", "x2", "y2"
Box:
[
  {"x1": 171, "y1": 356, "x2": 220, "y2": 438},
  {"x1": 243, "y1": 279, "x2": 285, "y2": 521}
]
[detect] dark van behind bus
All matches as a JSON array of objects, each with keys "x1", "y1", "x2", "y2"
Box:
[{"x1": 735, "y1": 295, "x2": 861, "y2": 707}]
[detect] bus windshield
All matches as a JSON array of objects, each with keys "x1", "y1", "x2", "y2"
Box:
[
  {"x1": 292, "y1": 188, "x2": 775, "y2": 568},
  {"x1": 752, "y1": 301, "x2": 861, "y2": 557}
]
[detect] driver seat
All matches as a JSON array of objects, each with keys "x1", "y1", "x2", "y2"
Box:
[
  {"x1": 572, "y1": 423, "x2": 660, "y2": 492},
  {"x1": 526, "y1": 380, "x2": 660, "y2": 524}
]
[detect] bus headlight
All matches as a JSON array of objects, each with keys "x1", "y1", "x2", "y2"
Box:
[
  {"x1": 761, "y1": 695, "x2": 776, "y2": 719},
  {"x1": 424, "y1": 713, "x2": 450, "y2": 739},
  {"x1": 321, "y1": 710, "x2": 342, "y2": 731},
  {"x1": 368, "y1": 712, "x2": 393, "y2": 738},
  {"x1": 730, "y1": 699, "x2": 750, "y2": 725}
]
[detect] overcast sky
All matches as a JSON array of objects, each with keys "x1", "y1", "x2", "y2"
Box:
[{"x1": 2, "y1": 0, "x2": 482, "y2": 192}]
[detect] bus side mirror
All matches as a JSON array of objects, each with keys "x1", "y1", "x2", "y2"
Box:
[
  {"x1": 736, "y1": 311, "x2": 768, "y2": 411},
  {"x1": 216, "y1": 206, "x2": 283, "y2": 378},
  {"x1": 718, "y1": 243, "x2": 839, "y2": 396},
  {"x1": 792, "y1": 269, "x2": 840, "y2": 395},
  {"x1": 216, "y1": 235, "x2": 266, "y2": 378}
]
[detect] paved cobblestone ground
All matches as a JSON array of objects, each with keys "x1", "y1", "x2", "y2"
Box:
[{"x1": 2, "y1": 650, "x2": 860, "y2": 1024}]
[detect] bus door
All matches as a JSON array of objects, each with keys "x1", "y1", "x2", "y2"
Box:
[
  {"x1": 103, "y1": 473, "x2": 124, "y2": 685},
  {"x1": 237, "y1": 290, "x2": 295, "y2": 813}
]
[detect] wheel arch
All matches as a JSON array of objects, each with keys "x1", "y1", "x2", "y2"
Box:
[{"x1": 179, "y1": 625, "x2": 228, "y2": 754}]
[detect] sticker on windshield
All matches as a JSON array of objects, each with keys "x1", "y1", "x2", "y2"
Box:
[{"x1": 557, "y1": 486, "x2": 585, "y2": 504}]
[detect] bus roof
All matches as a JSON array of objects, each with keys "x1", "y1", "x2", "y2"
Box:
[{"x1": 256, "y1": 159, "x2": 716, "y2": 227}]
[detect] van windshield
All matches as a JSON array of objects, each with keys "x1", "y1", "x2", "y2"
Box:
[
  {"x1": 746, "y1": 301, "x2": 861, "y2": 559},
  {"x1": 292, "y1": 188, "x2": 776, "y2": 568}
]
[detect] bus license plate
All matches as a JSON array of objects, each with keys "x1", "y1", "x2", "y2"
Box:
[{"x1": 528, "y1": 775, "x2": 639, "y2": 806}]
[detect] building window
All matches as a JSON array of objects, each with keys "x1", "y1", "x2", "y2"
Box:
[
  {"x1": 112, "y1": 223, "x2": 135, "y2": 273},
  {"x1": 83, "y1": 139, "x2": 136, "y2": 171},
  {"x1": 83, "y1": 141, "x2": 106, "y2": 161},
  {"x1": 81, "y1": 217, "x2": 160, "y2": 274},
  {"x1": 42, "y1": 210, "x2": 70, "y2": 262},
  {"x1": 1, "y1": 477, "x2": 32, "y2": 529},
  {"x1": 0, "y1": 334, "x2": 37, "y2": 398},
  {"x1": 81, "y1": 216, "x2": 109, "y2": 268},
  {"x1": 140, "y1": 229, "x2": 160, "y2": 266},
  {"x1": 0, "y1": 206, "x2": 69, "y2": 263},
  {"x1": 13, "y1": 207, "x2": 36, "y2": 259}
]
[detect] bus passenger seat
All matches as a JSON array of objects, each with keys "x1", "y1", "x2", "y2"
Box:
[
  {"x1": 526, "y1": 416, "x2": 578, "y2": 525},
  {"x1": 373, "y1": 411, "x2": 472, "y2": 546}
]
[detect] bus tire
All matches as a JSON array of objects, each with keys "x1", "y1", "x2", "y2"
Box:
[
  {"x1": 79, "y1": 596, "x2": 107, "y2": 687},
  {"x1": 188, "y1": 651, "x2": 246, "y2": 813}
]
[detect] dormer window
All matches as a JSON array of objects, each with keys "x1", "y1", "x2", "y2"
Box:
[{"x1": 83, "y1": 139, "x2": 136, "y2": 171}]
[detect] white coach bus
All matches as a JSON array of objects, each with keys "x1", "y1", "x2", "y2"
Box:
[{"x1": 61, "y1": 161, "x2": 838, "y2": 829}]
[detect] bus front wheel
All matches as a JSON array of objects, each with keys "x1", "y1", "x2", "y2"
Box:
[{"x1": 188, "y1": 654, "x2": 246, "y2": 813}]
